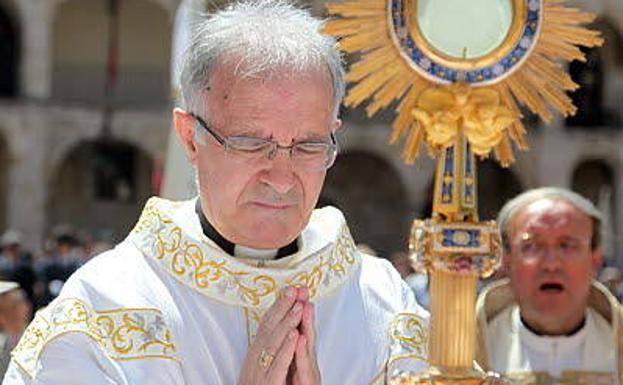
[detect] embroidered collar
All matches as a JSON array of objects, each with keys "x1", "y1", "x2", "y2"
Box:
[{"x1": 128, "y1": 197, "x2": 360, "y2": 309}]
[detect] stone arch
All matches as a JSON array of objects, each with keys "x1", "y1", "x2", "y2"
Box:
[
  {"x1": 0, "y1": 132, "x2": 8, "y2": 230},
  {"x1": 48, "y1": 128, "x2": 160, "y2": 185},
  {"x1": 595, "y1": 17, "x2": 623, "y2": 127},
  {"x1": 0, "y1": 0, "x2": 19, "y2": 97},
  {"x1": 477, "y1": 160, "x2": 523, "y2": 220},
  {"x1": 320, "y1": 150, "x2": 410, "y2": 257},
  {"x1": 571, "y1": 159, "x2": 616, "y2": 209},
  {"x1": 593, "y1": 17, "x2": 623, "y2": 69},
  {"x1": 571, "y1": 158, "x2": 617, "y2": 259},
  {"x1": 336, "y1": 117, "x2": 435, "y2": 209},
  {"x1": 47, "y1": 139, "x2": 154, "y2": 243},
  {"x1": 566, "y1": 18, "x2": 623, "y2": 127},
  {"x1": 566, "y1": 45, "x2": 605, "y2": 127},
  {"x1": 51, "y1": 0, "x2": 172, "y2": 106}
]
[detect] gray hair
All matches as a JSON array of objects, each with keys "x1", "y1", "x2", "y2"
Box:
[
  {"x1": 179, "y1": 0, "x2": 345, "y2": 120},
  {"x1": 498, "y1": 187, "x2": 604, "y2": 252}
]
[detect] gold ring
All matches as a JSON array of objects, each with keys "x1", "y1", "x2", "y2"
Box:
[{"x1": 259, "y1": 349, "x2": 275, "y2": 369}]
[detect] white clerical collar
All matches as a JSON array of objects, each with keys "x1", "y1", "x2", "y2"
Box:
[
  {"x1": 513, "y1": 306, "x2": 589, "y2": 354},
  {"x1": 234, "y1": 245, "x2": 279, "y2": 260}
]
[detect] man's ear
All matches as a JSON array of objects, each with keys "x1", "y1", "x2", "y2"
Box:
[
  {"x1": 591, "y1": 247, "x2": 603, "y2": 276},
  {"x1": 173, "y1": 108, "x2": 199, "y2": 165},
  {"x1": 332, "y1": 118, "x2": 343, "y2": 133},
  {"x1": 501, "y1": 250, "x2": 512, "y2": 276}
]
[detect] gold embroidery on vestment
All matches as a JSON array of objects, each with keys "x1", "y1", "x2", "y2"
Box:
[
  {"x1": 369, "y1": 312, "x2": 429, "y2": 385},
  {"x1": 389, "y1": 312, "x2": 428, "y2": 363},
  {"x1": 130, "y1": 198, "x2": 360, "y2": 311},
  {"x1": 11, "y1": 297, "x2": 177, "y2": 378}
]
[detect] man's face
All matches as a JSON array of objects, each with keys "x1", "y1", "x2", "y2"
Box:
[
  {"x1": 177, "y1": 64, "x2": 340, "y2": 249},
  {"x1": 4, "y1": 244, "x2": 20, "y2": 258},
  {"x1": 0, "y1": 292, "x2": 31, "y2": 334},
  {"x1": 504, "y1": 198, "x2": 601, "y2": 334}
]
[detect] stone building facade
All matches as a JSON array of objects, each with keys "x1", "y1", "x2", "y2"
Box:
[{"x1": 0, "y1": 0, "x2": 621, "y2": 265}]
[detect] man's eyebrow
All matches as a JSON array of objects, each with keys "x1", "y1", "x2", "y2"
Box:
[
  {"x1": 229, "y1": 129, "x2": 265, "y2": 137},
  {"x1": 558, "y1": 235, "x2": 587, "y2": 243},
  {"x1": 225, "y1": 123, "x2": 266, "y2": 137},
  {"x1": 298, "y1": 132, "x2": 332, "y2": 141}
]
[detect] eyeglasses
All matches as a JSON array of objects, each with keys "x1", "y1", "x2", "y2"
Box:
[
  {"x1": 191, "y1": 113, "x2": 338, "y2": 171},
  {"x1": 512, "y1": 235, "x2": 592, "y2": 262}
]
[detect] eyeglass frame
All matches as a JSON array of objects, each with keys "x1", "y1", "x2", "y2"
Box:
[
  {"x1": 510, "y1": 233, "x2": 594, "y2": 262},
  {"x1": 189, "y1": 112, "x2": 339, "y2": 170}
]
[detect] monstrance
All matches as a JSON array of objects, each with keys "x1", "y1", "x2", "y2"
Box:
[{"x1": 324, "y1": 0, "x2": 602, "y2": 384}]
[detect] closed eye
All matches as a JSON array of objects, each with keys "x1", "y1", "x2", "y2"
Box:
[
  {"x1": 295, "y1": 142, "x2": 330, "y2": 154},
  {"x1": 227, "y1": 136, "x2": 272, "y2": 152}
]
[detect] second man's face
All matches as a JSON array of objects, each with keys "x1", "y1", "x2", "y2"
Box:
[{"x1": 505, "y1": 198, "x2": 601, "y2": 334}]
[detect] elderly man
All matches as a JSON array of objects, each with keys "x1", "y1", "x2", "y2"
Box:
[
  {"x1": 3, "y1": 2, "x2": 428, "y2": 385},
  {"x1": 476, "y1": 187, "x2": 623, "y2": 384}
]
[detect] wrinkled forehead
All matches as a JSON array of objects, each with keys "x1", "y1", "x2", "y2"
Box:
[
  {"x1": 201, "y1": 60, "x2": 331, "y2": 105},
  {"x1": 211, "y1": 56, "x2": 333, "y2": 88},
  {"x1": 511, "y1": 198, "x2": 593, "y2": 237},
  {"x1": 202, "y1": 60, "x2": 335, "y2": 120}
]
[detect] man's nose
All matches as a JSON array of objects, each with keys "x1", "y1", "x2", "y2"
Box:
[
  {"x1": 540, "y1": 247, "x2": 563, "y2": 270},
  {"x1": 260, "y1": 152, "x2": 295, "y2": 194}
]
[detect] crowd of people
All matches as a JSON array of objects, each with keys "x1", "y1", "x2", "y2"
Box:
[
  {"x1": 0, "y1": 229, "x2": 112, "y2": 310},
  {"x1": 0, "y1": 229, "x2": 113, "y2": 377}
]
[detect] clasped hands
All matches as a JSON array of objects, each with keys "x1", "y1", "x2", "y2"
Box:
[{"x1": 239, "y1": 286, "x2": 320, "y2": 385}]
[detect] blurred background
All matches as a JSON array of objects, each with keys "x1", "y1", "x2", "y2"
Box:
[{"x1": 0, "y1": 0, "x2": 621, "y2": 311}]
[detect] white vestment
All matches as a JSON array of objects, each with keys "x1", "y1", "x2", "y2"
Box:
[
  {"x1": 3, "y1": 197, "x2": 429, "y2": 385},
  {"x1": 476, "y1": 279, "x2": 622, "y2": 385},
  {"x1": 487, "y1": 306, "x2": 616, "y2": 378}
]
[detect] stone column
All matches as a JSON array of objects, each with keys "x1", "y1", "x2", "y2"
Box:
[
  {"x1": 20, "y1": 1, "x2": 53, "y2": 100},
  {"x1": 535, "y1": 125, "x2": 573, "y2": 187},
  {"x1": 6, "y1": 105, "x2": 48, "y2": 253}
]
